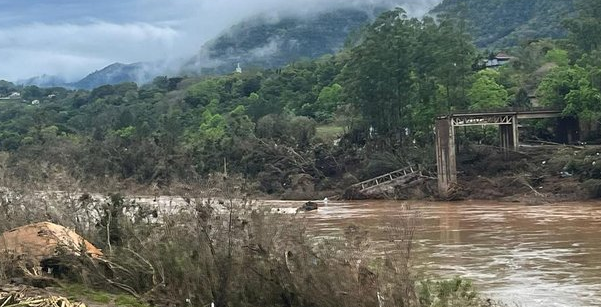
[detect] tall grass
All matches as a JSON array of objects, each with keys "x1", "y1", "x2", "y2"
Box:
[{"x1": 0, "y1": 177, "x2": 503, "y2": 307}]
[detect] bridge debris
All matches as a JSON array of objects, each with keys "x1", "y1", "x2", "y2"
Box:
[
  {"x1": 343, "y1": 166, "x2": 428, "y2": 199},
  {"x1": 0, "y1": 289, "x2": 86, "y2": 307},
  {"x1": 298, "y1": 201, "x2": 319, "y2": 211}
]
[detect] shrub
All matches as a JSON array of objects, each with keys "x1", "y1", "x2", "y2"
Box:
[
  {"x1": 583, "y1": 179, "x2": 601, "y2": 198},
  {"x1": 0, "y1": 181, "x2": 502, "y2": 307}
]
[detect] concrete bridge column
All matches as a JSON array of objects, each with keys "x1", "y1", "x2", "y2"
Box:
[
  {"x1": 435, "y1": 118, "x2": 457, "y2": 197},
  {"x1": 499, "y1": 115, "x2": 519, "y2": 152}
]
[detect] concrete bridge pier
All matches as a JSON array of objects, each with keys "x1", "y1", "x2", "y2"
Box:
[
  {"x1": 435, "y1": 110, "x2": 564, "y2": 196},
  {"x1": 435, "y1": 118, "x2": 457, "y2": 197},
  {"x1": 499, "y1": 115, "x2": 519, "y2": 152}
]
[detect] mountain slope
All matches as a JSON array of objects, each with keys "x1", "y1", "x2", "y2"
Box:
[
  {"x1": 431, "y1": 0, "x2": 576, "y2": 48},
  {"x1": 70, "y1": 62, "x2": 158, "y2": 89},
  {"x1": 184, "y1": 8, "x2": 378, "y2": 74},
  {"x1": 17, "y1": 74, "x2": 67, "y2": 88}
]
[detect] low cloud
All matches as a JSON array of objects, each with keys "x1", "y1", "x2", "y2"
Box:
[
  {"x1": 0, "y1": 22, "x2": 179, "y2": 81},
  {"x1": 0, "y1": 0, "x2": 441, "y2": 82}
]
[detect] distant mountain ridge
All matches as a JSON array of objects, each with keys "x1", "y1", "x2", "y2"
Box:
[
  {"x1": 431, "y1": 0, "x2": 576, "y2": 48},
  {"x1": 71, "y1": 62, "x2": 156, "y2": 89},
  {"x1": 22, "y1": 6, "x2": 383, "y2": 88},
  {"x1": 18, "y1": 74, "x2": 67, "y2": 88},
  {"x1": 19, "y1": 62, "x2": 168, "y2": 90},
  {"x1": 17, "y1": 1, "x2": 580, "y2": 89}
]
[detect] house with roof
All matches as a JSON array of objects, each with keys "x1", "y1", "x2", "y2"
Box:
[
  {"x1": 0, "y1": 92, "x2": 21, "y2": 100},
  {"x1": 485, "y1": 52, "x2": 513, "y2": 68}
]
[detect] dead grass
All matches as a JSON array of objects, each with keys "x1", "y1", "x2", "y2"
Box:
[{"x1": 0, "y1": 176, "x2": 504, "y2": 307}]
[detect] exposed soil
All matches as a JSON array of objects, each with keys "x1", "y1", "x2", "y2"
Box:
[
  {"x1": 453, "y1": 144, "x2": 596, "y2": 203},
  {"x1": 339, "y1": 144, "x2": 601, "y2": 203}
]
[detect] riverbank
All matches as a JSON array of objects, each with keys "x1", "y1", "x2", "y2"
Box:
[
  {"x1": 4, "y1": 143, "x2": 598, "y2": 206},
  {"x1": 0, "y1": 193, "x2": 510, "y2": 307},
  {"x1": 452, "y1": 144, "x2": 600, "y2": 203},
  {"x1": 337, "y1": 144, "x2": 601, "y2": 203},
  {"x1": 5, "y1": 197, "x2": 598, "y2": 307}
]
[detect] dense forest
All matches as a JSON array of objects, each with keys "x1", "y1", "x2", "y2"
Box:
[
  {"x1": 432, "y1": 0, "x2": 576, "y2": 47},
  {"x1": 1, "y1": 1, "x2": 601, "y2": 198}
]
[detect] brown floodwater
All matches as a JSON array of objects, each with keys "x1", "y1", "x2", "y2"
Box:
[{"x1": 265, "y1": 200, "x2": 601, "y2": 307}]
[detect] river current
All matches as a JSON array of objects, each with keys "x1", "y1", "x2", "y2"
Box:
[{"x1": 265, "y1": 200, "x2": 601, "y2": 307}]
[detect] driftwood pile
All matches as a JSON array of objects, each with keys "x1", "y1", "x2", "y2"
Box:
[{"x1": 0, "y1": 287, "x2": 86, "y2": 307}]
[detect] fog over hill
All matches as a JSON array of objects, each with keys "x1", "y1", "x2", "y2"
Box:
[{"x1": 1, "y1": 0, "x2": 440, "y2": 85}]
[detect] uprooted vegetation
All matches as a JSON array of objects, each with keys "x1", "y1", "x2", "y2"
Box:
[
  {"x1": 451, "y1": 144, "x2": 601, "y2": 202},
  {"x1": 0, "y1": 179, "x2": 504, "y2": 307}
]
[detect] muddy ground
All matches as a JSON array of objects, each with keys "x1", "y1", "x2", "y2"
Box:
[
  {"x1": 448, "y1": 144, "x2": 600, "y2": 203},
  {"x1": 341, "y1": 144, "x2": 601, "y2": 203}
]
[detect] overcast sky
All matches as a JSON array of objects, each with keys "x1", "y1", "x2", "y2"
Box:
[{"x1": 0, "y1": 0, "x2": 440, "y2": 82}]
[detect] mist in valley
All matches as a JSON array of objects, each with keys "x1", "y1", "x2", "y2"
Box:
[{"x1": 0, "y1": 0, "x2": 441, "y2": 82}]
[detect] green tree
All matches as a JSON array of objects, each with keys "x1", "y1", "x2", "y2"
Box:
[
  {"x1": 537, "y1": 66, "x2": 587, "y2": 109},
  {"x1": 185, "y1": 78, "x2": 223, "y2": 108},
  {"x1": 21, "y1": 85, "x2": 42, "y2": 100},
  {"x1": 341, "y1": 8, "x2": 418, "y2": 141},
  {"x1": 511, "y1": 88, "x2": 531, "y2": 109},
  {"x1": 341, "y1": 10, "x2": 475, "y2": 143},
  {"x1": 545, "y1": 49, "x2": 569, "y2": 67},
  {"x1": 467, "y1": 70, "x2": 509, "y2": 110},
  {"x1": 313, "y1": 83, "x2": 342, "y2": 121},
  {"x1": 564, "y1": 0, "x2": 601, "y2": 54},
  {"x1": 538, "y1": 65, "x2": 601, "y2": 136}
]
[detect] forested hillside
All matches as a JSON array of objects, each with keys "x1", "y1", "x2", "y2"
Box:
[
  {"x1": 19, "y1": 7, "x2": 379, "y2": 88},
  {"x1": 432, "y1": 0, "x2": 575, "y2": 47},
  {"x1": 1, "y1": 1, "x2": 601, "y2": 199},
  {"x1": 0, "y1": 8, "x2": 477, "y2": 195},
  {"x1": 184, "y1": 8, "x2": 377, "y2": 75},
  {"x1": 71, "y1": 62, "x2": 157, "y2": 89}
]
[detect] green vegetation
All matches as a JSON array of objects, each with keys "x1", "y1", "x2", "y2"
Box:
[
  {"x1": 315, "y1": 125, "x2": 344, "y2": 142},
  {"x1": 187, "y1": 8, "x2": 377, "y2": 74},
  {"x1": 61, "y1": 283, "x2": 149, "y2": 307},
  {"x1": 0, "y1": 1, "x2": 600, "y2": 198},
  {"x1": 468, "y1": 70, "x2": 508, "y2": 110},
  {"x1": 5, "y1": 3, "x2": 601, "y2": 304},
  {"x1": 536, "y1": 0, "x2": 601, "y2": 140},
  {"x1": 432, "y1": 0, "x2": 575, "y2": 48},
  {"x1": 341, "y1": 9, "x2": 475, "y2": 143},
  {"x1": 0, "y1": 9, "x2": 478, "y2": 194}
]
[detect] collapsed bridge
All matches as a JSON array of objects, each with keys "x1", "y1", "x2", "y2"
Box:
[{"x1": 435, "y1": 109, "x2": 574, "y2": 197}]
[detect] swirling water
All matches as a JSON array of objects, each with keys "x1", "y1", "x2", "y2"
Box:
[{"x1": 266, "y1": 200, "x2": 601, "y2": 307}]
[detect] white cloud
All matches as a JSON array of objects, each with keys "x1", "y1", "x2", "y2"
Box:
[
  {"x1": 0, "y1": 0, "x2": 442, "y2": 82},
  {"x1": 0, "y1": 22, "x2": 180, "y2": 81}
]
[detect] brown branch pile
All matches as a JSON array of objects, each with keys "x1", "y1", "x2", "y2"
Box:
[{"x1": 0, "y1": 293, "x2": 85, "y2": 307}]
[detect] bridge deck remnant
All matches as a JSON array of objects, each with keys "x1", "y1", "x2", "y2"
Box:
[
  {"x1": 346, "y1": 166, "x2": 423, "y2": 198},
  {"x1": 435, "y1": 109, "x2": 564, "y2": 197}
]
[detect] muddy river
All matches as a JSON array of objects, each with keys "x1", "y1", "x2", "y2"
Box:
[{"x1": 265, "y1": 200, "x2": 601, "y2": 307}]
